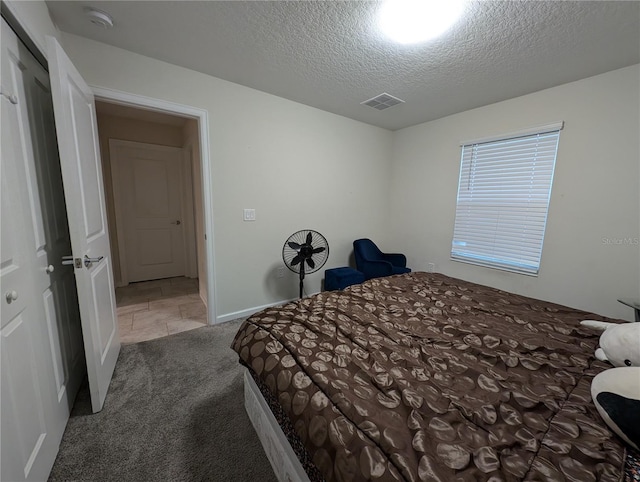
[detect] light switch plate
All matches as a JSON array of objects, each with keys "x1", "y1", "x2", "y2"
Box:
[{"x1": 243, "y1": 208, "x2": 256, "y2": 221}]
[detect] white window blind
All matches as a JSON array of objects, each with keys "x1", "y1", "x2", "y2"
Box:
[{"x1": 451, "y1": 126, "x2": 561, "y2": 275}]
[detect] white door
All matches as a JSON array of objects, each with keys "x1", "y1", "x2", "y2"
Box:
[
  {"x1": 1, "y1": 20, "x2": 82, "y2": 481},
  {"x1": 47, "y1": 37, "x2": 120, "y2": 413},
  {"x1": 110, "y1": 140, "x2": 186, "y2": 282},
  {"x1": 21, "y1": 32, "x2": 86, "y2": 408}
]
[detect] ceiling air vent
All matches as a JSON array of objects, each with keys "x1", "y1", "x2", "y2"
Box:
[{"x1": 361, "y1": 93, "x2": 405, "y2": 110}]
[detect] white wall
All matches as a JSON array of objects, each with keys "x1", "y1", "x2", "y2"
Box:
[
  {"x1": 59, "y1": 33, "x2": 393, "y2": 319},
  {"x1": 8, "y1": 1, "x2": 636, "y2": 321},
  {"x1": 389, "y1": 65, "x2": 640, "y2": 320}
]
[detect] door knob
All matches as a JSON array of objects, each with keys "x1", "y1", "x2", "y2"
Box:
[
  {"x1": 170, "y1": 220, "x2": 181, "y2": 225},
  {"x1": 5, "y1": 290, "x2": 18, "y2": 303},
  {"x1": 84, "y1": 255, "x2": 104, "y2": 268},
  {"x1": 62, "y1": 256, "x2": 104, "y2": 269},
  {"x1": 45, "y1": 264, "x2": 55, "y2": 274}
]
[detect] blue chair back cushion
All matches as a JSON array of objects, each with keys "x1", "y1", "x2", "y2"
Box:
[{"x1": 353, "y1": 238, "x2": 411, "y2": 280}]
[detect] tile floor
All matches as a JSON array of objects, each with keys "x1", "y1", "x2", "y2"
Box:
[{"x1": 116, "y1": 277, "x2": 207, "y2": 344}]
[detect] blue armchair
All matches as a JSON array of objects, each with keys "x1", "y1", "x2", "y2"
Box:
[{"x1": 353, "y1": 238, "x2": 411, "y2": 281}]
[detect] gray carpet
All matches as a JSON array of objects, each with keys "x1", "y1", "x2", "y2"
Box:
[{"x1": 49, "y1": 320, "x2": 278, "y2": 482}]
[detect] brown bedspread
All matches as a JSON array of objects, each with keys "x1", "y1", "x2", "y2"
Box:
[{"x1": 232, "y1": 272, "x2": 627, "y2": 481}]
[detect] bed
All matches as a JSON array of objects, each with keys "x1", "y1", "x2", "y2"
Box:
[{"x1": 232, "y1": 272, "x2": 637, "y2": 481}]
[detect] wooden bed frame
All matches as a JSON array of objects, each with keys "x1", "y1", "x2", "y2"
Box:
[{"x1": 243, "y1": 369, "x2": 311, "y2": 482}]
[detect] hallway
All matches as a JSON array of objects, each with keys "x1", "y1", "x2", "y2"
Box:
[{"x1": 116, "y1": 277, "x2": 207, "y2": 344}]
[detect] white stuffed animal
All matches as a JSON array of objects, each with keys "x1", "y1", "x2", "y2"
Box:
[
  {"x1": 580, "y1": 320, "x2": 640, "y2": 367},
  {"x1": 580, "y1": 320, "x2": 640, "y2": 451},
  {"x1": 590, "y1": 367, "x2": 640, "y2": 451}
]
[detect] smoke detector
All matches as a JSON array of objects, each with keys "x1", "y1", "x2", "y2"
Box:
[
  {"x1": 84, "y1": 7, "x2": 114, "y2": 29},
  {"x1": 361, "y1": 93, "x2": 405, "y2": 111}
]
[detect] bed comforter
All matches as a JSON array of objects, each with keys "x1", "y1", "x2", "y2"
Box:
[{"x1": 232, "y1": 272, "x2": 628, "y2": 481}]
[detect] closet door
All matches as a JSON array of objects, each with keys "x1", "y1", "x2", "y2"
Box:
[{"x1": 0, "y1": 19, "x2": 80, "y2": 481}]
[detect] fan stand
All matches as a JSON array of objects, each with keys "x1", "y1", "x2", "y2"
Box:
[
  {"x1": 282, "y1": 230, "x2": 329, "y2": 299},
  {"x1": 298, "y1": 265, "x2": 305, "y2": 299}
]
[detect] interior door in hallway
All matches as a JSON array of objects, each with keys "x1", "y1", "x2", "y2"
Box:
[{"x1": 110, "y1": 140, "x2": 186, "y2": 283}]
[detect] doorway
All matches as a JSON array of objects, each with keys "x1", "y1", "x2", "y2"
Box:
[{"x1": 95, "y1": 101, "x2": 209, "y2": 343}]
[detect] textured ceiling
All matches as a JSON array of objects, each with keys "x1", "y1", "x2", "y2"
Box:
[{"x1": 47, "y1": 1, "x2": 640, "y2": 131}]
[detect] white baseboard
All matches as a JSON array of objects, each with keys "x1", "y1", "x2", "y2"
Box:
[
  {"x1": 215, "y1": 292, "x2": 319, "y2": 324},
  {"x1": 215, "y1": 298, "x2": 295, "y2": 324}
]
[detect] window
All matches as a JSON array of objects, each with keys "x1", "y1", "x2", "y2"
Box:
[{"x1": 451, "y1": 123, "x2": 563, "y2": 275}]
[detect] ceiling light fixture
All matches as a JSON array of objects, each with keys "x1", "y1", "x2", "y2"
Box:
[
  {"x1": 378, "y1": 0, "x2": 466, "y2": 45},
  {"x1": 84, "y1": 7, "x2": 114, "y2": 29}
]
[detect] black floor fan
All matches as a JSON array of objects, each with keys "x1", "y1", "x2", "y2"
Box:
[{"x1": 282, "y1": 230, "x2": 329, "y2": 298}]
